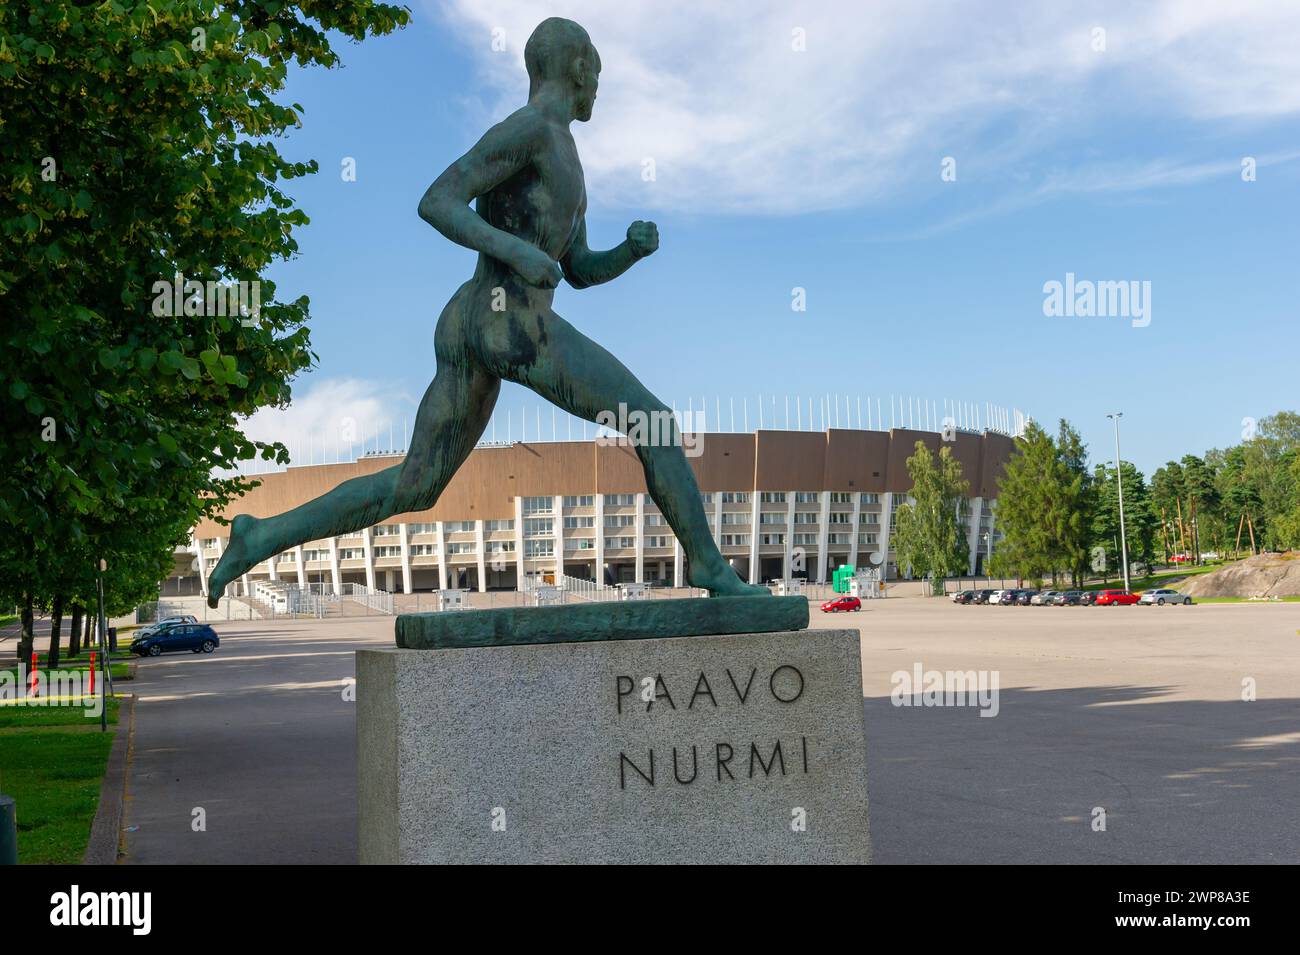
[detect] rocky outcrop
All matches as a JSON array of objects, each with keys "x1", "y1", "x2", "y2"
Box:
[{"x1": 1181, "y1": 552, "x2": 1300, "y2": 598}]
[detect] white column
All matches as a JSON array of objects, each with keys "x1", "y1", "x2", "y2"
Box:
[
  {"x1": 634, "y1": 493, "x2": 646, "y2": 584},
  {"x1": 513, "y1": 498, "x2": 526, "y2": 589},
  {"x1": 553, "y1": 495, "x2": 565, "y2": 578},
  {"x1": 672, "y1": 537, "x2": 684, "y2": 588},
  {"x1": 294, "y1": 545, "x2": 306, "y2": 588},
  {"x1": 191, "y1": 537, "x2": 208, "y2": 596},
  {"x1": 362, "y1": 526, "x2": 376, "y2": 591},
  {"x1": 267, "y1": 552, "x2": 279, "y2": 582},
  {"x1": 712, "y1": 494, "x2": 723, "y2": 545},
  {"x1": 848, "y1": 492, "x2": 862, "y2": 569},
  {"x1": 747, "y1": 492, "x2": 761, "y2": 584},
  {"x1": 327, "y1": 537, "x2": 341, "y2": 595},
  {"x1": 878, "y1": 492, "x2": 895, "y2": 579},
  {"x1": 436, "y1": 522, "x2": 448, "y2": 591},
  {"x1": 594, "y1": 494, "x2": 606, "y2": 586},
  {"x1": 474, "y1": 519, "x2": 487, "y2": 593},
  {"x1": 782, "y1": 492, "x2": 796, "y2": 580},
  {"x1": 967, "y1": 496, "x2": 983, "y2": 575},
  {"x1": 815, "y1": 492, "x2": 831, "y2": 583},
  {"x1": 398, "y1": 524, "x2": 413, "y2": 594}
]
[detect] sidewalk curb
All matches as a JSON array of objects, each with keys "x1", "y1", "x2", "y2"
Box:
[{"x1": 83, "y1": 693, "x2": 136, "y2": 865}]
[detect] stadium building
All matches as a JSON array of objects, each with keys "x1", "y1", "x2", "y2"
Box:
[{"x1": 180, "y1": 422, "x2": 1018, "y2": 599}]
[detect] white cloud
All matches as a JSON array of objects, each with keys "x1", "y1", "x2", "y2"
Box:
[
  {"x1": 430, "y1": 0, "x2": 1300, "y2": 214},
  {"x1": 238, "y1": 378, "x2": 418, "y2": 468}
]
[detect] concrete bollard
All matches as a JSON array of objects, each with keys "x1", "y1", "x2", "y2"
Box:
[{"x1": 0, "y1": 794, "x2": 17, "y2": 864}]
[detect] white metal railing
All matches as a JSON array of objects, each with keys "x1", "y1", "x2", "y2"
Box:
[
  {"x1": 244, "y1": 581, "x2": 393, "y2": 615},
  {"x1": 339, "y1": 582, "x2": 395, "y2": 614},
  {"x1": 519, "y1": 572, "x2": 618, "y2": 602}
]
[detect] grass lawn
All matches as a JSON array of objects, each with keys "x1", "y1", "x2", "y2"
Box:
[
  {"x1": 1081, "y1": 562, "x2": 1226, "y2": 592},
  {"x1": 1, "y1": 661, "x2": 131, "y2": 682},
  {"x1": 64, "y1": 647, "x2": 136, "y2": 663},
  {"x1": 0, "y1": 699, "x2": 122, "y2": 864},
  {"x1": 0, "y1": 697, "x2": 121, "y2": 728}
]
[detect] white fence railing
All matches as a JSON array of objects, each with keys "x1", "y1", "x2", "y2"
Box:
[
  {"x1": 339, "y1": 582, "x2": 395, "y2": 615},
  {"x1": 519, "y1": 573, "x2": 619, "y2": 602},
  {"x1": 139, "y1": 579, "x2": 395, "y2": 623}
]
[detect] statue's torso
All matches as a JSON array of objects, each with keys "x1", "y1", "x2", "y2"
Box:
[{"x1": 475, "y1": 115, "x2": 587, "y2": 265}]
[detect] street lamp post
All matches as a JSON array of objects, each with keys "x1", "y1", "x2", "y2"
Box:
[
  {"x1": 1107, "y1": 413, "x2": 1131, "y2": 592},
  {"x1": 96, "y1": 557, "x2": 109, "y2": 733}
]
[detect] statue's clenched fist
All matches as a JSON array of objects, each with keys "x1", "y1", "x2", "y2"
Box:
[
  {"x1": 515, "y1": 244, "x2": 564, "y2": 288},
  {"x1": 627, "y1": 220, "x2": 659, "y2": 258}
]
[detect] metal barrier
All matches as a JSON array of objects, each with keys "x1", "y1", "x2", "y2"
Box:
[{"x1": 520, "y1": 573, "x2": 619, "y2": 603}]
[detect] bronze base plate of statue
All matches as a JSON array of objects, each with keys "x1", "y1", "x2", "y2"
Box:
[{"x1": 396, "y1": 595, "x2": 809, "y2": 650}]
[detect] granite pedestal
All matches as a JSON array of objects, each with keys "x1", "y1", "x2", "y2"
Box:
[{"x1": 357, "y1": 628, "x2": 870, "y2": 864}]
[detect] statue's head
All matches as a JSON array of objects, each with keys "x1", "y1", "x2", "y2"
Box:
[{"x1": 525, "y1": 17, "x2": 601, "y2": 121}]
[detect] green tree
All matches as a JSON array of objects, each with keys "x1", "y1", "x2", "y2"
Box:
[
  {"x1": 990, "y1": 420, "x2": 1092, "y2": 587},
  {"x1": 1179, "y1": 454, "x2": 1220, "y2": 562},
  {"x1": 1150, "y1": 461, "x2": 1185, "y2": 560},
  {"x1": 1271, "y1": 455, "x2": 1300, "y2": 549},
  {"x1": 892, "y1": 441, "x2": 970, "y2": 595},
  {"x1": 1091, "y1": 461, "x2": 1157, "y2": 580},
  {"x1": 1055, "y1": 420, "x2": 1095, "y2": 586},
  {"x1": 1212, "y1": 445, "x2": 1262, "y2": 555},
  {"x1": 1244, "y1": 412, "x2": 1300, "y2": 550},
  {"x1": 991, "y1": 421, "x2": 1060, "y2": 585},
  {"x1": 0, "y1": 2, "x2": 410, "y2": 650}
]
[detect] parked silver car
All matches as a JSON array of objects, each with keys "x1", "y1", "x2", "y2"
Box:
[
  {"x1": 1031, "y1": 591, "x2": 1063, "y2": 605},
  {"x1": 136, "y1": 614, "x2": 198, "y2": 638},
  {"x1": 1138, "y1": 589, "x2": 1193, "y2": 606}
]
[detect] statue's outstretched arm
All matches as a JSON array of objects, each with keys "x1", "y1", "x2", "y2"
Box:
[
  {"x1": 417, "y1": 109, "x2": 561, "y2": 287},
  {"x1": 562, "y1": 219, "x2": 659, "y2": 289}
]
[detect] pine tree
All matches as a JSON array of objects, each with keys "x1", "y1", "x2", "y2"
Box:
[{"x1": 991, "y1": 421, "x2": 1064, "y2": 586}]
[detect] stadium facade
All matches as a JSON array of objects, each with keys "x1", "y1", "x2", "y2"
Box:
[{"x1": 180, "y1": 425, "x2": 1016, "y2": 597}]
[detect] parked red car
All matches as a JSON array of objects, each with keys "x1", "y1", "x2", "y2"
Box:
[
  {"x1": 821, "y1": 595, "x2": 862, "y2": 613},
  {"x1": 1093, "y1": 589, "x2": 1139, "y2": 606}
]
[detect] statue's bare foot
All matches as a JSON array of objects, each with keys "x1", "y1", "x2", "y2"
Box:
[
  {"x1": 206, "y1": 514, "x2": 262, "y2": 607},
  {"x1": 689, "y1": 562, "x2": 770, "y2": 597}
]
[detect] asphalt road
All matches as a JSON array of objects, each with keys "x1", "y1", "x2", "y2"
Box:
[
  {"x1": 122, "y1": 621, "x2": 384, "y2": 864},
  {"x1": 119, "y1": 600, "x2": 1300, "y2": 864}
]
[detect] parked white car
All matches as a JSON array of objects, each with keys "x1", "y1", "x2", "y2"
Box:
[
  {"x1": 1139, "y1": 589, "x2": 1193, "y2": 606},
  {"x1": 136, "y1": 614, "x2": 198, "y2": 638}
]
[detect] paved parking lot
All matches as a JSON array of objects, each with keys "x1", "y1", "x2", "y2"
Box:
[
  {"x1": 857, "y1": 599, "x2": 1300, "y2": 863},
  {"x1": 121, "y1": 599, "x2": 1300, "y2": 863}
]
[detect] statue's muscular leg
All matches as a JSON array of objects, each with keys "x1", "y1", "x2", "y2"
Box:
[
  {"x1": 206, "y1": 354, "x2": 500, "y2": 606},
  {"x1": 488, "y1": 309, "x2": 767, "y2": 597}
]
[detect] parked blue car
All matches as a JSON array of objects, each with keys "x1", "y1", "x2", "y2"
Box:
[{"x1": 131, "y1": 623, "x2": 220, "y2": 657}]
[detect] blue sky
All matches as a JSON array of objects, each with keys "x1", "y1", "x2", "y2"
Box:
[{"x1": 243, "y1": 1, "x2": 1300, "y2": 477}]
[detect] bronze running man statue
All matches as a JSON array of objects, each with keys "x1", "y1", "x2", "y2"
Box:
[{"x1": 207, "y1": 17, "x2": 767, "y2": 605}]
